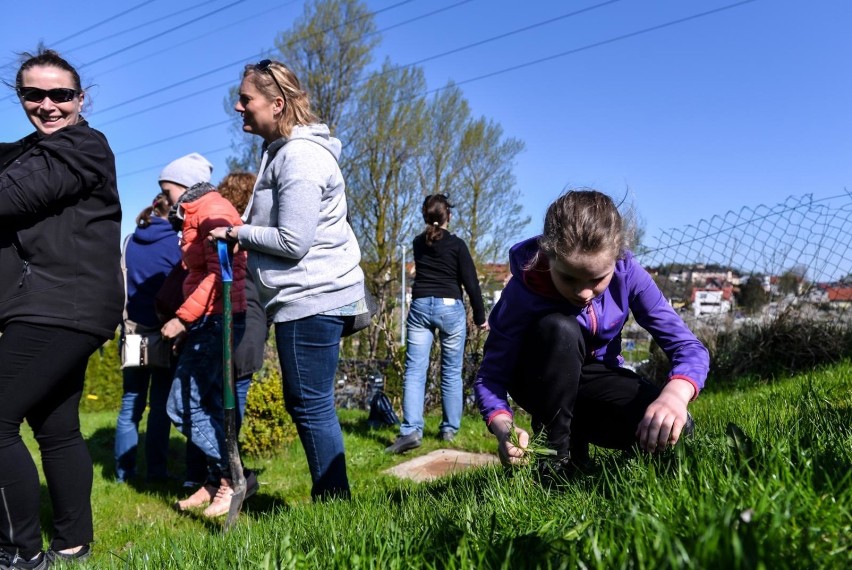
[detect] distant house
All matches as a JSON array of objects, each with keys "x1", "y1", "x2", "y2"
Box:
[
  {"x1": 826, "y1": 286, "x2": 852, "y2": 309},
  {"x1": 691, "y1": 285, "x2": 734, "y2": 317},
  {"x1": 479, "y1": 263, "x2": 511, "y2": 307}
]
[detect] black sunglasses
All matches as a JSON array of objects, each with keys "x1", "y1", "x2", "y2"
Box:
[
  {"x1": 18, "y1": 87, "x2": 80, "y2": 104},
  {"x1": 254, "y1": 59, "x2": 287, "y2": 100}
]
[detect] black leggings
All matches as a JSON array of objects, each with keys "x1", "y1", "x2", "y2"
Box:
[
  {"x1": 0, "y1": 322, "x2": 103, "y2": 558},
  {"x1": 508, "y1": 312, "x2": 661, "y2": 457}
]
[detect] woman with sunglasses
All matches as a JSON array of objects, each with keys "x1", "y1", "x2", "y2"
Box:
[
  {"x1": 0, "y1": 49, "x2": 122, "y2": 568},
  {"x1": 210, "y1": 60, "x2": 368, "y2": 501}
]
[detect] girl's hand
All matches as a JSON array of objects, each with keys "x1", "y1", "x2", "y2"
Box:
[
  {"x1": 490, "y1": 416, "x2": 529, "y2": 466},
  {"x1": 478, "y1": 322, "x2": 490, "y2": 331},
  {"x1": 161, "y1": 317, "x2": 187, "y2": 340},
  {"x1": 636, "y1": 379, "x2": 694, "y2": 453}
]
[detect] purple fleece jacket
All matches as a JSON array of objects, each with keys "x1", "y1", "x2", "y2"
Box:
[{"x1": 474, "y1": 237, "x2": 710, "y2": 425}]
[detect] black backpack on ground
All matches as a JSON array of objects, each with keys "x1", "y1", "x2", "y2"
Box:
[{"x1": 367, "y1": 391, "x2": 400, "y2": 428}]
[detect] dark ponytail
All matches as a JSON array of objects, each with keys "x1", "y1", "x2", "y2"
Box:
[
  {"x1": 422, "y1": 194, "x2": 452, "y2": 246},
  {"x1": 136, "y1": 193, "x2": 171, "y2": 228}
]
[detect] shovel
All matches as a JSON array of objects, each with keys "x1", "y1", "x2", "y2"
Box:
[{"x1": 216, "y1": 239, "x2": 246, "y2": 530}]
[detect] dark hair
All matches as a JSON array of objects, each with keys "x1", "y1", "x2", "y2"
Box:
[
  {"x1": 14, "y1": 48, "x2": 81, "y2": 92},
  {"x1": 136, "y1": 193, "x2": 171, "y2": 228},
  {"x1": 422, "y1": 194, "x2": 453, "y2": 246},
  {"x1": 537, "y1": 190, "x2": 629, "y2": 264},
  {"x1": 217, "y1": 171, "x2": 257, "y2": 213}
]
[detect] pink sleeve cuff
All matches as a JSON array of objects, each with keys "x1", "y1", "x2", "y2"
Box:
[
  {"x1": 668, "y1": 375, "x2": 700, "y2": 401},
  {"x1": 486, "y1": 409, "x2": 513, "y2": 428}
]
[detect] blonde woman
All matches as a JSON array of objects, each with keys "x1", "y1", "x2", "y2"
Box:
[{"x1": 210, "y1": 60, "x2": 367, "y2": 500}]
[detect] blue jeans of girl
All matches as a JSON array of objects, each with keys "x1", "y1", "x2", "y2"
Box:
[
  {"x1": 275, "y1": 314, "x2": 349, "y2": 501},
  {"x1": 114, "y1": 365, "x2": 173, "y2": 482},
  {"x1": 400, "y1": 297, "x2": 467, "y2": 437},
  {"x1": 166, "y1": 313, "x2": 244, "y2": 481}
]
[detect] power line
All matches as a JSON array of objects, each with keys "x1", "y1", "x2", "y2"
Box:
[
  {"x1": 112, "y1": 0, "x2": 756, "y2": 157},
  {"x1": 418, "y1": 0, "x2": 759, "y2": 99},
  {"x1": 120, "y1": 145, "x2": 231, "y2": 178},
  {"x1": 401, "y1": 0, "x2": 623, "y2": 70},
  {"x1": 0, "y1": 0, "x2": 160, "y2": 74},
  {"x1": 79, "y1": 0, "x2": 247, "y2": 69},
  {"x1": 115, "y1": 119, "x2": 231, "y2": 156},
  {"x1": 90, "y1": 0, "x2": 422, "y2": 116},
  {"x1": 96, "y1": 0, "x2": 601, "y2": 125},
  {"x1": 93, "y1": 1, "x2": 300, "y2": 78},
  {"x1": 52, "y1": 0, "x2": 159, "y2": 46},
  {"x1": 64, "y1": 0, "x2": 216, "y2": 54},
  {"x1": 96, "y1": 0, "x2": 472, "y2": 126}
]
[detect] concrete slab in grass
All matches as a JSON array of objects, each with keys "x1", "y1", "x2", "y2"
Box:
[{"x1": 383, "y1": 449, "x2": 499, "y2": 483}]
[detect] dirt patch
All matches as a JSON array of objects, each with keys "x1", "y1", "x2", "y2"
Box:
[{"x1": 383, "y1": 449, "x2": 499, "y2": 482}]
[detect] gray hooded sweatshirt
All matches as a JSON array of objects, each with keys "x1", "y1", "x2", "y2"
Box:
[{"x1": 238, "y1": 124, "x2": 365, "y2": 322}]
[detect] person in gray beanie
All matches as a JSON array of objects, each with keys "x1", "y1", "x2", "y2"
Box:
[{"x1": 158, "y1": 152, "x2": 213, "y2": 192}]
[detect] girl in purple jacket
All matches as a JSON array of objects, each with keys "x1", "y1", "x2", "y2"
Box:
[{"x1": 474, "y1": 190, "x2": 709, "y2": 480}]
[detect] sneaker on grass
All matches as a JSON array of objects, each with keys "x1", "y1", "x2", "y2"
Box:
[{"x1": 385, "y1": 432, "x2": 422, "y2": 454}]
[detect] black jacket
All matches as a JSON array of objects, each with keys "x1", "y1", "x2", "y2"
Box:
[
  {"x1": 410, "y1": 229, "x2": 487, "y2": 326},
  {"x1": 0, "y1": 120, "x2": 123, "y2": 338}
]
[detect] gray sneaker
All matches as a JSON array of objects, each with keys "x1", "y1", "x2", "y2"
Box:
[
  {"x1": 1, "y1": 550, "x2": 49, "y2": 570},
  {"x1": 385, "y1": 433, "x2": 422, "y2": 454},
  {"x1": 439, "y1": 429, "x2": 456, "y2": 442}
]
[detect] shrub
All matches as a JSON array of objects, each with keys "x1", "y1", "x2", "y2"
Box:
[
  {"x1": 710, "y1": 308, "x2": 852, "y2": 383},
  {"x1": 639, "y1": 307, "x2": 852, "y2": 388},
  {"x1": 81, "y1": 333, "x2": 123, "y2": 412},
  {"x1": 240, "y1": 364, "x2": 298, "y2": 457}
]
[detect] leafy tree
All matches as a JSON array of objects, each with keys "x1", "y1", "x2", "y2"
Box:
[
  {"x1": 778, "y1": 265, "x2": 807, "y2": 295},
  {"x1": 737, "y1": 275, "x2": 769, "y2": 314},
  {"x1": 345, "y1": 60, "x2": 428, "y2": 358}
]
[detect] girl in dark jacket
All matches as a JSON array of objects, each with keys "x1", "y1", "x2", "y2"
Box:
[
  {"x1": 0, "y1": 49, "x2": 122, "y2": 568},
  {"x1": 386, "y1": 194, "x2": 489, "y2": 454},
  {"x1": 114, "y1": 194, "x2": 182, "y2": 483}
]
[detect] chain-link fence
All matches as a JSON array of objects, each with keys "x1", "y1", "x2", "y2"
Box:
[{"x1": 634, "y1": 191, "x2": 852, "y2": 381}]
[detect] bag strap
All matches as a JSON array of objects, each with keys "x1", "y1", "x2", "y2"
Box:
[{"x1": 120, "y1": 234, "x2": 132, "y2": 332}]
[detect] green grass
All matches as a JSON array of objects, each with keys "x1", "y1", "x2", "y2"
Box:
[{"x1": 23, "y1": 362, "x2": 852, "y2": 568}]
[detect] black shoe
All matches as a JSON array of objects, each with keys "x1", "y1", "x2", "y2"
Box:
[
  {"x1": 537, "y1": 454, "x2": 576, "y2": 489},
  {"x1": 0, "y1": 550, "x2": 48, "y2": 570},
  {"x1": 385, "y1": 433, "x2": 422, "y2": 454},
  {"x1": 439, "y1": 429, "x2": 456, "y2": 442},
  {"x1": 45, "y1": 544, "x2": 91, "y2": 565}
]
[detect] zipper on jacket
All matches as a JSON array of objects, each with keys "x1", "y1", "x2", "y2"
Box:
[
  {"x1": 586, "y1": 303, "x2": 598, "y2": 357},
  {"x1": 18, "y1": 260, "x2": 30, "y2": 287},
  {"x1": 1, "y1": 487, "x2": 14, "y2": 545}
]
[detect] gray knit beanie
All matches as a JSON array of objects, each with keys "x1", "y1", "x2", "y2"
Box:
[{"x1": 158, "y1": 152, "x2": 213, "y2": 188}]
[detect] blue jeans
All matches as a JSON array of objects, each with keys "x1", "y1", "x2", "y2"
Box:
[
  {"x1": 275, "y1": 314, "x2": 349, "y2": 500},
  {"x1": 167, "y1": 314, "x2": 245, "y2": 480},
  {"x1": 400, "y1": 297, "x2": 467, "y2": 437},
  {"x1": 184, "y1": 373, "x2": 252, "y2": 483},
  {"x1": 114, "y1": 365, "x2": 173, "y2": 481}
]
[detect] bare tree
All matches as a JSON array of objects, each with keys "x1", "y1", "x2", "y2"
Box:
[
  {"x1": 413, "y1": 83, "x2": 470, "y2": 199},
  {"x1": 346, "y1": 60, "x2": 428, "y2": 358},
  {"x1": 274, "y1": 0, "x2": 379, "y2": 137},
  {"x1": 453, "y1": 117, "x2": 529, "y2": 268}
]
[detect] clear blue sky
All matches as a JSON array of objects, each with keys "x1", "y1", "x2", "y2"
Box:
[{"x1": 2, "y1": 0, "x2": 850, "y2": 249}]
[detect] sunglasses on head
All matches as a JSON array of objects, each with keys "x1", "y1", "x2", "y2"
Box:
[
  {"x1": 254, "y1": 59, "x2": 287, "y2": 100},
  {"x1": 18, "y1": 87, "x2": 79, "y2": 103}
]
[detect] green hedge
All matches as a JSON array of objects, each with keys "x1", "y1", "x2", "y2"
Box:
[
  {"x1": 240, "y1": 365, "x2": 298, "y2": 457},
  {"x1": 81, "y1": 333, "x2": 123, "y2": 412}
]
